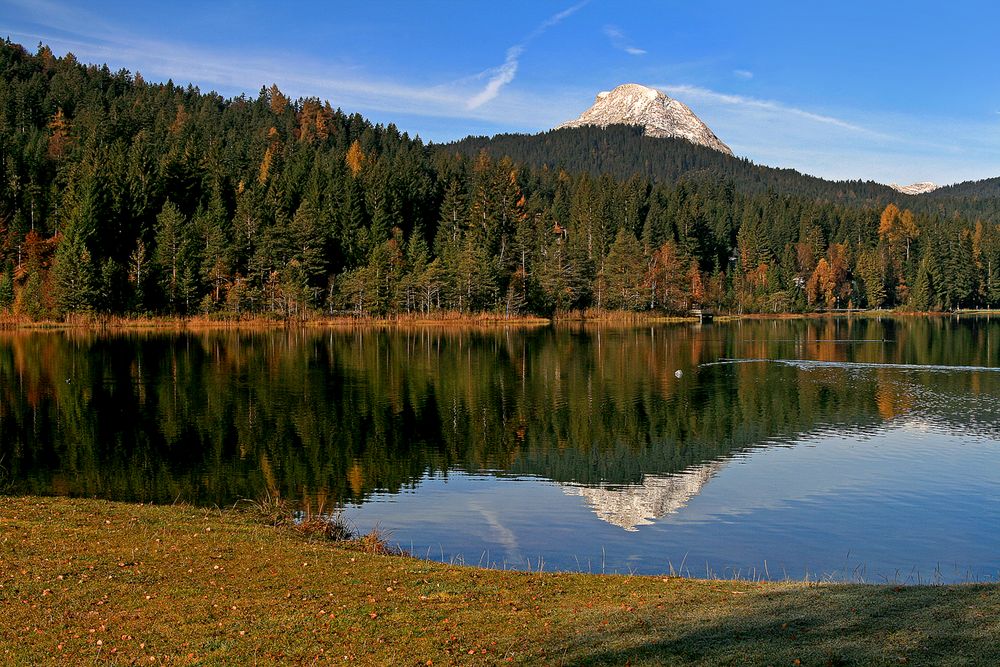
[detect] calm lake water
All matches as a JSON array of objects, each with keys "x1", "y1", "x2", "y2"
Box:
[{"x1": 3, "y1": 318, "x2": 1000, "y2": 583}]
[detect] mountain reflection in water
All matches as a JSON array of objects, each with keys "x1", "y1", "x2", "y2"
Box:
[{"x1": 3, "y1": 317, "x2": 1000, "y2": 580}]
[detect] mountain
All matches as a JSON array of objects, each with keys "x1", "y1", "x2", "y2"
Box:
[
  {"x1": 557, "y1": 83, "x2": 733, "y2": 156},
  {"x1": 890, "y1": 182, "x2": 938, "y2": 195},
  {"x1": 561, "y1": 461, "x2": 726, "y2": 531},
  {"x1": 446, "y1": 124, "x2": 898, "y2": 204}
]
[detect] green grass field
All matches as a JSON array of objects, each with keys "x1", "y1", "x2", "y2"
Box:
[{"x1": 2, "y1": 496, "x2": 998, "y2": 665}]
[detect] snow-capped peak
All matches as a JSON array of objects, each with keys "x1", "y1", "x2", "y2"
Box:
[
  {"x1": 557, "y1": 83, "x2": 733, "y2": 155},
  {"x1": 889, "y1": 182, "x2": 938, "y2": 195}
]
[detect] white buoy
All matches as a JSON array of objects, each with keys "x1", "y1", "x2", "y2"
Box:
[{"x1": 674, "y1": 370, "x2": 683, "y2": 379}]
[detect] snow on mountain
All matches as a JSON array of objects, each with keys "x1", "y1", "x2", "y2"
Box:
[
  {"x1": 561, "y1": 461, "x2": 726, "y2": 531},
  {"x1": 889, "y1": 182, "x2": 939, "y2": 195},
  {"x1": 557, "y1": 83, "x2": 733, "y2": 156}
]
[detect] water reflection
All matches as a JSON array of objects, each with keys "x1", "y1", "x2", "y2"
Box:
[{"x1": 2, "y1": 317, "x2": 1000, "y2": 580}]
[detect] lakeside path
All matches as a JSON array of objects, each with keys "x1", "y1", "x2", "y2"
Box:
[{"x1": 2, "y1": 497, "x2": 998, "y2": 665}]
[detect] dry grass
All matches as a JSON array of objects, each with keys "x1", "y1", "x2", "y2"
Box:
[
  {"x1": 309, "y1": 311, "x2": 550, "y2": 328},
  {"x1": 5, "y1": 309, "x2": 997, "y2": 332},
  {"x1": 2, "y1": 496, "x2": 999, "y2": 665},
  {"x1": 0, "y1": 311, "x2": 551, "y2": 331}
]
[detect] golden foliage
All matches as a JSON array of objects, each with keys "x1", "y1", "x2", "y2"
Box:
[
  {"x1": 345, "y1": 140, "x2": 365, "y2": 176},
  {"x1": 296, "y1": 99, "x2": 334, "y2": 143},
  {"x1": 258, "y1": 145, "x2": 274, "y2": 185},
  {"x1": 47, "y1": 109, "x2": 71, "y2": 159},
  {"x1": 268, "y1": 84, "x2": 288, "y2": 115},
  {"x1": 168, "y1": 104, "x2": 188, "y2": 135},
  {"x1": 689, "y1": 261, "x2": 706, "y2": 305}
]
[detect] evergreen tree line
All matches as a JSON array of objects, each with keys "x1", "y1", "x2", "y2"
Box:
[{"x1": 1, "y1": 40, "x2": 998, "y2": 319}]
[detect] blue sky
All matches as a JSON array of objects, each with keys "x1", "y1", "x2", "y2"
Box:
[{"x1": 2, "y1": 0, "x2": 999, "y2": 185}]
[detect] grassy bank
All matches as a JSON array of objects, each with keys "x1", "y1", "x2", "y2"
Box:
[
  {"x1": 0, "y1": 312, "x2": 553, "y2": 331},
  {"x1": 2, "y1": 497, "x2": 998, "y2": 665},
  {"x1": 5, "y1": 309, "x2": 1000, "y2": 331}
]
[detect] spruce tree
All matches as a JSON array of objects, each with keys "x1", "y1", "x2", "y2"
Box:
[{"x1": 0, "y1": 270, "x2": 13, "y2": 312}]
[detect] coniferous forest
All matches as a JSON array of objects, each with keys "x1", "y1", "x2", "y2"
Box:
[{"x1": 2, "y1": 40, "x2": 1000, "y2": 320}]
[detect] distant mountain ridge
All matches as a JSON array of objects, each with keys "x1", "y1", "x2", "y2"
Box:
[
  {"x1": 890, "y1": 182, "x2": 938, "y2": 195},
  {"x1": 445, "y1": 124, "x2": 898, "y2": 204},
  {"x1": 557, "y1": 83, "x2": 733, "y2": 155}
]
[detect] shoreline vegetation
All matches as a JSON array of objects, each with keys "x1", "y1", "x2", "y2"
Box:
[
  {"x1": 3, "y1": 41, "x2": 1000, "y2": 338},
  {"x1": 2, "y1": 496, "x2": 999, "y2": 665},
  {"x1": 3, "y1": 308, "x2": 1000, "y2": 331}
]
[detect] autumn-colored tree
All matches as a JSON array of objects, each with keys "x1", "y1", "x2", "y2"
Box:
[
  {"x1": 168, "y1": 104, "x2": 188, "y2": 135},
  {"x1": 879, "y1": 203, "x2": 919, "y2": 264},
  {"x1": 14, "y1": 231, "x2": 56, "y2": 320},
  {"x1": 644, "y1": 240, "x2": 688, "y2": 312},
  {"x1": 806, "y1": 258, "x2": 834, "y2": 307},
  {"x1": 47, "y1": 109, "x2": 71, "y2": 159},
  {"x1": 268, "y1": 84, "x2": 289, "y2": 115},
  {"x1": 689, "y1": 261, "x2": 706, "y2": 307},
  {"x1": 295, "y1": 99, "x2": 335, "y2": 143},
  {"x1": 806, "y1": 244, "x2": 850, "y2": 308},
  {"x1": 258, "y1": 145, "x2": 275, "y2": 185},
  {"x1": 345, "y1": 140, "x2": 365, "y2": 177}
]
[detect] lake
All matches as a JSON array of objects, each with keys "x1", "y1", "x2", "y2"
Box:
[{"x1": 2, "y1": 317, "x2": 1000, "y2": 583}]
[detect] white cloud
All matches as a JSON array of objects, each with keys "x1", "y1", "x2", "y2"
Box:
[
  {"x1": 3, "y1": 0, "x2": 589, "y2": 128},
  {"x1": 467, "y1": 1, "x2": 588, "y2": 109},
  {"x1": 467, "y1": 46, "x2": 523, "y2": 110},
  {"x1": 603, "y1": 25, "x2": 646, "y2": 56},
  {"x1": 656, "y1": 82, "x2": 1000, "y2": 184},
  {"x1": 661, "y1": 84, "x2": 881, "y2": 136},
  {"x1": 733, "y1": 69, "x2": 754, "y2": 79}
]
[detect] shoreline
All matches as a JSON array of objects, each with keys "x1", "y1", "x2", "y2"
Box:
[
  {"x1": 3, "y1": 308, "x2": 1000, "y2": 331},
  {"x1": 2, "y1": 495, "x2": 998, "y2": 665}
]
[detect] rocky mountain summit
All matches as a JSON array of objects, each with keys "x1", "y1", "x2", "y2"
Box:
[
  {"x1": 889, "y1": 182, "x2": 938, "y2": 195},
  {"x1": 561, "y1": 461, "x2": 726, "y2": 531},
  {"x1": 557, "y1": 83, "x2": 733, "y2": 155}
]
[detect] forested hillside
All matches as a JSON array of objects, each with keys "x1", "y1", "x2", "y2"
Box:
[
  {"x1": 447, "y1": 126, "x2": 899, "y2": 203},
  {"x1": 0, "y1": 40, "x2": 997, "y2": 319}
]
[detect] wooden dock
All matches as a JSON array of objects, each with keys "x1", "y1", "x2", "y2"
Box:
[{"x1": 690, "y1": 309, "x2": 714, "y2": 323}]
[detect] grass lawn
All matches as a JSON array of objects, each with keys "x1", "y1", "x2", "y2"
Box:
[{"x1": 2, "y1": 496, "x2": 998, "y2": 665}]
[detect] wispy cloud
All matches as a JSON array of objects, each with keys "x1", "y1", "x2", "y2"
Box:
[
  {"x1": 733, "y1": 69, "x2": 754, "y2": 79},
  {"x1": 661, "y1": 84, "x2": 880, "y2": 136},
  {"x1": 467, "y1": 46, "x2": 523, "y2": 110},
  {"x1": 467, "y1": 1, "x2": 588, "y2": 109},
  {"x1": 603, "y1": 25, "x2": 646, "y2": 56},
  {"x1": 3, "y1": 0, "x2": 589, "y2": 129},
  {"x1": 652, "y1": 82, "x2": 1000, "y2": 184}
]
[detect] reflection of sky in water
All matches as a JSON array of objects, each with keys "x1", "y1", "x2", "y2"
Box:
[
  {"x1": 7, "y1": 319, "x2": 1000, "y2": 583},
  {"x1": 349, "y1": 422, "x2": 1000, "y2": 583}
]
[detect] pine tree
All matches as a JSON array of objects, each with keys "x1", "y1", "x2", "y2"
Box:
[
  {"x1": 0, "y1": 269, "x2": 13, "y2": 312},
  {"x1": 154, "y1": 201, "x2": 191, "y2": 312},
  {"x1": 855, "y1": 248, "x2": 886, "y2": 308},
  {"x1": 909, "y1": 255, "x2": 934, "y2": 311},
  {"x1": 199, "y1": 190, "x2": 232, "y2": 307},
  {"x1": 601, "y1": 227, "x2": 645, "y2": 310},
  {"x1": 289, "y1": 200, "x2": 326, "y2": 288},
  {"x1": 51, "y1": 232, "x2": 95, "y2": 315},
  {"x1": 537, "y1": 236, "x2": 585, "y2": 313},
  {"x1": 128, "y1": 239, "x2": 152, "y2": 312}
]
